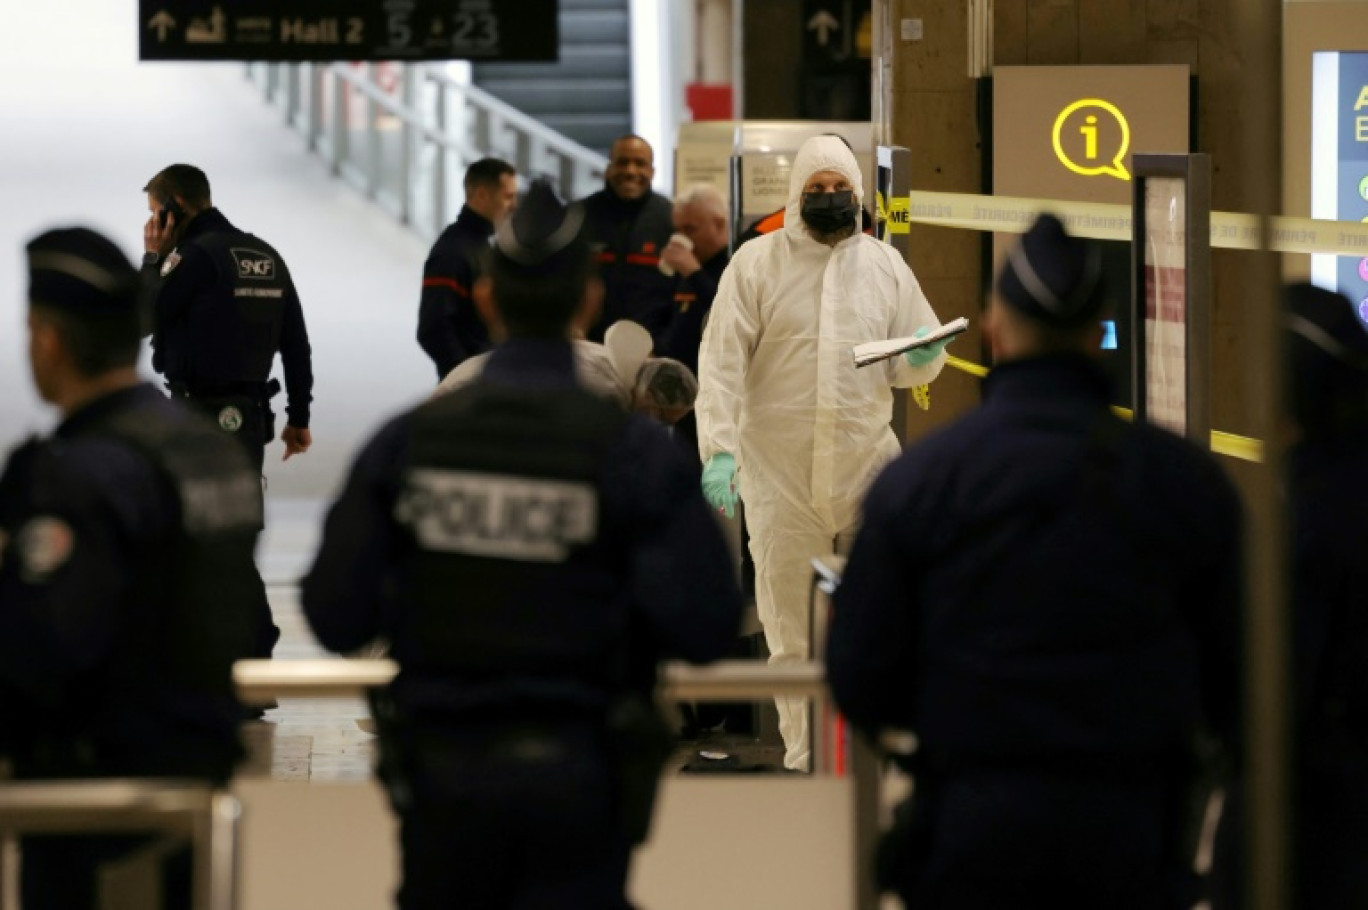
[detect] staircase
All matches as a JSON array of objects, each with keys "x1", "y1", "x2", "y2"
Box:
[{"x1": 471, "y1": 0, "x2": 632, "y2": 156}]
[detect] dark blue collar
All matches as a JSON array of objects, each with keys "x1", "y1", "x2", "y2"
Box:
[
  {"x1": 456, "y1": 205, "x2": 494, "y2": 237},
  {"x1": 982, "y1": 353, "x2": 1114, "y2": 410},
  {"x1": 482, "y1": 338, "x2": 579, "y2": 388},
  {"x1": 56, "y1": 383, "x2": 161, "y2": 438},
  {"x1": 181, "y1": 207, "x2": 235, "y2": 242}
]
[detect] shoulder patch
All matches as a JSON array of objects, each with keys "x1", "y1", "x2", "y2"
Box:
[
  {"x1": 160, "y1": 250, "x2": 182, "y2": 277},
  {"x1": 15, "y1": 516, "x2": 74, "y2": 583}
]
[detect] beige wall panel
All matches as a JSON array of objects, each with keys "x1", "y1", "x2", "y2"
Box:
[
  {"x1": 995, "y1": 0, "x2": 1031, "y2": 65},
  {"x1": 743, "y1": 0, "x2": 802, "y2": 118},
  {"x1": 906, "y1": 222, "x2": 981, "y2": 280},
  {"x1": 1145, "y1": 0, "x2": 1201, "y2": 38},
  {"x1": 892, "y1": 0, "x2": 970, "y2": 93},
  {"x1": 894, "y1": 89, "x2": 981, "y2": 189},
  {"x1": 1025, "y1": 0, "x2": 1081, "y2": 65},
  {"x1": 1144, "y1": 38, "x2": 1200, "y2": 68},
  {"x1": 1079, "y1": 1, "x2": 1147, "y2": 63}
]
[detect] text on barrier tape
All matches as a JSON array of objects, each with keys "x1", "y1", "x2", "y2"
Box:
[{"x1": 906, "y1": 190, "x2": 1368, "y2": 258}]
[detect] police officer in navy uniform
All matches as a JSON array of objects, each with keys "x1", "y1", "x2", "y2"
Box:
[
  {"x1": 826, "y1": 214, "x2": 1243, "y2": 909},
  {"x1": 0, "y1": 227, "x2": 263, "y2": 910},
  {"x1": 141, "y1": 163, "x2": 314, "y2": 474},
  {"x1": 302, "y1": 181, "x2": 743, "y2": 910},
  {"x1": 1211, "y1": 283, "x2": 1368, "y2": 910},
  {"x1": 579, "y1": 135, "x2": 677, "y2": 342},
  {"x1": 417, "y1": 157, "x2": 517, "y2": 379}
]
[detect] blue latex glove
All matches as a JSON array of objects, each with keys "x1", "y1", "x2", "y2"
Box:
[
  {"x1": 904, "y1": 325, "x2": 950, "y2": 367},
  {"x1": 701, "y1": 453, "x2": 739, "y2": 519}
]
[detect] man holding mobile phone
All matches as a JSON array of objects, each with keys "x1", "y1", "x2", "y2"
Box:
[{"x1": 140, "y1": 162, "x2": 314, "y2": 659}]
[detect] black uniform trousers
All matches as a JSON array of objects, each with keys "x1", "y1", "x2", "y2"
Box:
[
  {"x1": 393, "y1": 719, "x2": 633, "y2": 910},
  {"x1": 172, "y1": 389, "x2": 279, "y2": 658},
  {"x1": 898, "y1": 770, "x2": 1193, "y2": 910}
]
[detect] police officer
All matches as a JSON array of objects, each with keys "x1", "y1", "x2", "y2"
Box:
[
  {"x1": 579, "y1": 134, "x2": 677, "y2": 341},
  {"x1": 301, "y1": 181, "x2": 743, "y2": 910},
  {"x1": 416, "y1": 157, "x2": 517, "y2": 379},
  {"x1": 141, "y1": 163, "x2": 314, "y2": 474},
  {"x1": 826, "y1": 214, "x2": 1242, "y2": 909},
  {"x1": 1211, "y1": 283, "x2": 1368, "y2": 909},
  {"x1": 0, "y1": 227, "x2": 263, "y2": 910}
]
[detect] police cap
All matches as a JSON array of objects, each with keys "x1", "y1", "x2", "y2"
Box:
[
  {"x1": 996, "y1": 213, "x2": 1106, "y2": 327},
  {"x1": 1285, "y1": 281, "x2": 1368, "y2": 432},
  {"x1": 27, "y1": 227, "x2": 139, "y2": 317},
  {"x1": 492, "y1": 179, "x2": 588, "y2": 277}
]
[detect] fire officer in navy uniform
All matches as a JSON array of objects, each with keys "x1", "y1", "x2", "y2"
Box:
[
  {"x1": 826, "y1": 215, "x2": 1243, "y2": 909},
  {"x1": 0, "y1": 227, "x2": 263, "y2": 910},
  {"x1": 579, "y1": 135, "x2": 677, "y2": 342},
  {"x1": 141, "y1": 163, "x2": 314, "y2": 656},
  {"x1": 417, "y1": 157, "x2": 517, "y2": 380},
  {"x1": 302, "y1": 181, "x2": 743, "y2": 910}
]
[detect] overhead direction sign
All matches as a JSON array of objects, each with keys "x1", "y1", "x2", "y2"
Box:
[{"x1": 139, "y1": 0, "x2": 559, "y2": 63}]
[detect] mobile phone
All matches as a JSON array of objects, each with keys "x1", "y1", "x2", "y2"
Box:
[{"x1": 158, "y1": 198, "x2": 185, "y2": 229}]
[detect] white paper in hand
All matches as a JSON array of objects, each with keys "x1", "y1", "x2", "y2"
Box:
[{"x1": 852, "y1": 317, "x2": 970, "y2": 368}]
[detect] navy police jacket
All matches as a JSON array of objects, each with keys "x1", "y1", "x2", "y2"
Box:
[
  {"x1": 302, "y1": 338, "x2": 743, "y2": 716},
  {"x1": 0, "y1": 385, "x2": 261, "y2": 780},
  {"x1": 145, "y1": 207, "x2": 313, "y2": 427},
  {"x1": 580, "y1": 188, "x2": 676, "y2": 342},
  {"x1": 828, "y1": 354, "x2": 1243, "y2": 773},
  {"x1": 416, "y1": 205, "x2": 494, "y2": 379}
]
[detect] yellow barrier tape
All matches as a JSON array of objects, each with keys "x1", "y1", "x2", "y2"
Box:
[
  {"x1": 907, "y1": 190, "x2": 1368, "y2": 258},
  {"x1": 888, "y1": 196, "x2": 910, "y2": 235},
  {"x1": 943, "y1": 357, "x2": 1264, "y2": 463},
  {"x1": 946, "y1": 355, "x2": 989, "y2": 378}
]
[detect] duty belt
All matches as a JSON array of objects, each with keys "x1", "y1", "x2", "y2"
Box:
[{"x1": 167, "y1": 378, "x2": 281, "y2": 401}]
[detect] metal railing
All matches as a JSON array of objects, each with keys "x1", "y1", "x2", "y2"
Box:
[
  {"x1": 0, "y1": 780, "x2": 239, "y2": 910},
  {"x1": 246, "y1": 62, "x2": 609, "y2": 241},
  {"x1": 234, "y1": 649, "x2": 881, "y2": 910}
]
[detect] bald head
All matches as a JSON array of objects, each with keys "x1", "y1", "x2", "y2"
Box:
[{"x1": 672, "y1": 184, "x2": 729, "y2": 262}]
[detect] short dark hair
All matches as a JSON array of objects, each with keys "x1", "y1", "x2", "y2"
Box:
[
  {"x1": 32, "y1": 303, "x2": 140, "y2": 377},
  {"x1": 143, "y1": 164, "x2": 212, "y2": 209},
  {"x1": 464, "y1": 158, "x2": 515, "y2": 195},
  {"x1": 485, "y1": 247, "x2": 594, "y2": 338},
  {"x1": 610, "y1": 134, "x2": 653, "y2": 158}
]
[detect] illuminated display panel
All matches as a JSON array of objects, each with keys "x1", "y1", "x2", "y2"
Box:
[{"x1": 1311, "y1": 52, "x2": 1368, "y2": 326}]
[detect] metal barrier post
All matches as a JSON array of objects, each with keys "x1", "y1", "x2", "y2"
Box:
[
  {"x1": 307, "y1": 63, "x2": 323, "y2": 153},
  {"x1": 432, "y1": 76, "x2": 448, "y2": 236},
  {"x1": 285, "y1": 64, "x2": 301, "y2": 127},
  {"x1": 0, "y1": 781, "x2": 236, "y2": 910},
  {"x1": 398, "y1": 64, "x2": 415, "y2": 226},
  {"x1": 365, "y1": 63, "x2": 380, "y2": 199},
  {"x1": 0, "y1": 832, "x2": 16, "y2": 910},
  {"x1": 330, "y1": 66, "x2": 347, "y2": 176}
]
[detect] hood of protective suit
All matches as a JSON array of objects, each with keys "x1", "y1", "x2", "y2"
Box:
[{"x1": 784, "y1": 136, "x2": 864, "y2": 237}]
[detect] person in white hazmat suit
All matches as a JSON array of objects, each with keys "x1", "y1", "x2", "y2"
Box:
[{"x1": 696, "y1": 135, "x2": 950, "y2": 771}]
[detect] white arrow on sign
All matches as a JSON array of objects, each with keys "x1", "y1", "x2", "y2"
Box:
[
  {"x1": 807, "y1": 10, "x2": 840, "y2": 47},
  {"x1": 148, "y1": 10, "x2": 177, "y2": 41}
]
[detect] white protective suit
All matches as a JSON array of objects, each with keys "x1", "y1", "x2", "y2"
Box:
[{"x1": 696, "y1": 136, "x2": 945, "y2": 770}]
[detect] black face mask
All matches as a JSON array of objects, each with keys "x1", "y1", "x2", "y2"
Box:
[{"x1": 800, "y1": 190, "x2": 858, "y2": 234}]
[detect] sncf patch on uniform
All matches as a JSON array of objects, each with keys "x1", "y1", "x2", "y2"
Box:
[
  {"x1": 395, "y1": 469, "x2": 598, "y2": 563},
  {"x1": 15, "y1": 516, "x2": 74, "y2": 582},
  {"x1": 230, "y1": 248, "x2": 276, "y2": 281},
  {"x1": 160, "y1": 250, "x2": 182, "y2": 277}
]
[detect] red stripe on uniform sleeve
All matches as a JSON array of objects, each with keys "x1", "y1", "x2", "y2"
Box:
[
  {"x1": 625, "y1": 253, "x2": 660, "y2": 266},
  {"x1": 423, "y1": 276, "x2": 470, "y2": 297}
]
